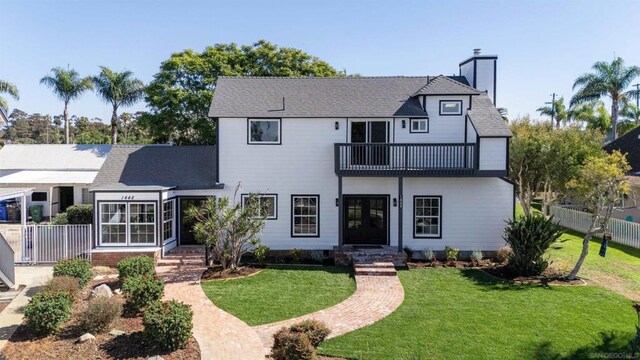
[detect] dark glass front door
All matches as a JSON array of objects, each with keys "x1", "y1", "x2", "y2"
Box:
[
  {"x1": 344, "y1": 196, "x2": 388, "y2": 245},
  {"x1": 179, "y1": 197, "x2": 207, "y2": 245},
  {"x1": 58, "y1": 187, "x2": 74, "y2": 213}
]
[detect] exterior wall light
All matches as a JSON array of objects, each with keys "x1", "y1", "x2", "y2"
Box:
[
  {"x1": 402, "y1": 120, "x2": 406, "y2": 129},
  {"x1": 335, "y1": 121, "x2": 339, "y2": 130}
]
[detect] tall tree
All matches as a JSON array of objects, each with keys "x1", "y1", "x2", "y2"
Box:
[
  {"x1": 92, "y1": 67, "x2": 144, "y2": 144},
  {"x1": 143, "y1": 40, "x2": 344, "y2": 145},
  {"x1": 570, "y1": 57, "x2": 640, "y2": 140},
  {"x1": 40, "y1": 67, "x2": 93, "y2": 144},
  {"x1": 0, "y1": 79, "x2": 19, "y2": 109},
  {"x1": 536, "y1": 97, "x2": 568, "y2": 128}
]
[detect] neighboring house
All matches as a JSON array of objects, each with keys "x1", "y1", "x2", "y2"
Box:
[
  {"x1": 603, "y1": 125, "x2": 640, "y2": 174},
  {"x1": 0, "y1": 144, "x2": 111, "y2": 220},
  {"x1": 88, "y1": 50, "x2": 513, "y2": 264}
]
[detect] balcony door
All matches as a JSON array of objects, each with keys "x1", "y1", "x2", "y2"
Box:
[{"x1": 350, "y1": 121, "x2": 389, "y2": 166}]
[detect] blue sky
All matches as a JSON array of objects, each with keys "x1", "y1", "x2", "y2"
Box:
[{"x1": 1, "y1": 0, "x2": 639, "y2": 122}]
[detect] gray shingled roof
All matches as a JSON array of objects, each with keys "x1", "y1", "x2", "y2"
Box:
[
  {"x1": 412, "y1": 75, "x2": 481, "y2": 96},
  {"x1": 209, "y1": 76, "x2": 433, "y2": 118},
  {"x1": 467, "y1": 95, "x2": 512, "y2": 137},
  {"x1": 91, "y1": 145, "x2": 219, "y2": 190}
]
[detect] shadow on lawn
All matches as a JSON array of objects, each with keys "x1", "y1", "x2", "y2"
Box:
[
  {"x1": 458, "y1": 268, "x2": 551, "y2": 292},
  {"x1": 526, "y1": 331, "x2": 635, "y2": 360}
]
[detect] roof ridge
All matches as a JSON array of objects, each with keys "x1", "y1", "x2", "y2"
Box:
[
  {"x1": 434, "y1": 74, "x2": 482, "y2": 93},
  {"x1": 216, "y1": 75, "x2": 429, "y2": 80}
]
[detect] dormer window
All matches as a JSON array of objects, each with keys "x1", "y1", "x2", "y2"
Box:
[
  {"x1": 439, "y1": 100, "x2": 463, "y2": 116},
  {"x1": 248, "y1": 118, "x2": 281, "y2": 144},
  {"x1": 410, "y1": 118, "x2": 429, "y2": 133}
]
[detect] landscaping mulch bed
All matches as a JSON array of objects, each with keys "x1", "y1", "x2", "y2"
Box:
[
  {"x1": 201, "y1": 265, "x2": 264, "y2": 281},
  {"x1": 483, "y1": 265, "x2": 587, "y2": 286},
  {"x1": 0, "y1": 279, "x2": 200, "y2": 360},
  {"x1": 408, "y1": 260, "x2": 495, "y2": 269}
]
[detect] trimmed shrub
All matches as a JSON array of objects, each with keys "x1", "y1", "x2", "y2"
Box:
[
  {"x1": 271, "y1": 327, "x2": 315, "y2": 360},
  {"x1": 143, "y1": 300, "x2": 193, "y2": 351},
  {"x1": 66, "y1": 204, "x2": 93, "y2": 224},
  {"x1": 81, "y1": 296, "x2": 123, "y2": 333},
  {"x1": 24, "y1": 291, "x2": 73, "y2": 335},
  {"x1": 50, "y1": 213, "x2": 69, "y2": 225},
  {"x1": 117, "y1": 256, "x2": 155, "y2": 281},
  {"x1": 254, "y1": 245, "x2": 270, "y2": 263},
  {"x1": 53, "y1": 258, "x2": 92, "y2": 287},
  {"x1": 289, "y1": 319, "x2": 330, "y2": 348},
  {"x1": 444, "y1": 246, "x2": 459, "y2": 262},
  {"x1": 44, "y1": 276, "x2": 80, "y2": 296},
  {"x1": 403, "y1": 247, "x2": 414, "y2": 261},
  {"x1": 496, "y1": 245, "x2": 512, "y2": 263},
  {"x1": 422, "y1": 248, "x2": 436, "y2": 262},
  {"x1": 503, "y1": 214, "x2": 563, "y2": 276},
  {"x1": 122, "y1": 275, "x2": 164, "y2": 314}
]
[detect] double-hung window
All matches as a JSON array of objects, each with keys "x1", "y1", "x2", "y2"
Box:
[
  {"x1": 163, "y1": 200, "x2": 175, "y2": 242},
  {"x1": 292, "y1": 195, "x2": 319, "y2": 237},
  {"x1": 100, "y1": 202, "x2": 156, "y2": 246},
  {"x1": 248, "y1": 119, "x2": 281, "y2": 144},
  {"x1": 439, "y1": 100, "x2": 463, "y2": 115},
  {"x1": 414, "y1": 196, "x2": 441, "y2": 238},
  {"x1": 241, "y1": 194, "x2": 277, "y2": 220},
  {"x1": 410, "y1": 118, "x2": 429, "y2": 133}
]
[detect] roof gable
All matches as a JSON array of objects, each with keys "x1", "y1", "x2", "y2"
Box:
[{"x1": 412, "y1": 75, "x2": 481, "y2": 96}]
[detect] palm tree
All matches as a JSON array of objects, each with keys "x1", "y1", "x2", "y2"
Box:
[
  {"x1": 570, "y1": 57, "x2": 640, "y2": 140},
  {"x1": 536, "y1": 97, "x2": 568, "y2": 128},
  {"x1": 92, "y1": 67, "x2": 144, "y2": 144},
  {"x1": 0, "y1": 79, "x2": 19, "y2": 109},
  {"x1": 40, "y1": 67, "x2": 93, "y2": 144}
]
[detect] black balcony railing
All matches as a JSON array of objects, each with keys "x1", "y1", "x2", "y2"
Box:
[{"x1": 334, "y1": 143, "x2": 477, "y2": 176}]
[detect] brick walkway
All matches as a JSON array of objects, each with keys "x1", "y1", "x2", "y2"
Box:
[
  {"x1": 157, "y1": 249, "x2": 265, "y2": 360},
  {"x1": 253, "y1": 268, "x2": 404, "y2": 354}
]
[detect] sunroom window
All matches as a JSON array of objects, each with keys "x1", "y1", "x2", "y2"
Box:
[
  {"x1": 99, "y1": 202, "x2": 156, "y2": 246},
  {"x1": 130, "y1": 203, "x2": 155, "y2": 244},
  {"x1": 100, "y1": 203, "x2": 127, "y2": 244}
]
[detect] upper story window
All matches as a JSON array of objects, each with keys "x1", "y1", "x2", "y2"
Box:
[
  {"x1": 241, "y1": 194, "x2": 278, "y2": 220},
  {"x1": 410, "y1": 118, "x2": 429, "y2": 133},
  {"x1": 248, "y1": 118, "x2": 281, "y2": 144},
  {"x1": 439, "y1": 100, "x2": 463, "y2": 116}
]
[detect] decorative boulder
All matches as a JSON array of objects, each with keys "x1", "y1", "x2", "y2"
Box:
[
  {"x1": 77, "y1": 333, "x2": 96, "y2": 343},
  {"x1": 114, "y1": 288, "x2": 122, "y2": 295},
  {"x1": 91, "y1": 284, "x2": 113, "y2": 298},
  {"x1": 109, "y1": 329, "x2": 125, "y2": 337}
]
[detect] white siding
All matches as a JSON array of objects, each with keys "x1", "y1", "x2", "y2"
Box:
[
  {"x1": 460, "y1": 61, "x2": 474, "y2": 88},
  {"x1": 479, "y1": 138, "x2": 507, "y2": 171},
  {"x1": 465, "y1": 116, "x2": 477, "y2": 143},
  {"x1": 475, "y1": 59, "x2": 496, "y2": 103},
  {"x1": 393, "y1": 96, "x2": 469, "y2": 144}
]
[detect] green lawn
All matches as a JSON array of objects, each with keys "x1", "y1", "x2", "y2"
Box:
[
  {"x1": 201, "y1": 265, "x2": 356, "y2": 325},
  {"x1": 320, "y1": 268, "x2": 636, "y2": 360}
]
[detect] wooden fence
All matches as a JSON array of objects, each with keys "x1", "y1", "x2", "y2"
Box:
[{"x1": 550, "y1": 205, "x2": 640, "y2": 249}]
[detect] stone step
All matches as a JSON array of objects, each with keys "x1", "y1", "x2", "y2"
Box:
[
  {"x1": 0, "y1": 290, "x2": 20, "y2": 301},
  {"x1": 163, "y1": 254, "x2": 204, "y2": 260},
  {"x1": 352, "y1": 262, "x2": 396, "y2": 268},
  {"x1": 157, "y1": 259, "x2": 204, "y2": 267},
  {"x1": 353, "y1": 266, "x2": 397, "y2": 276}
]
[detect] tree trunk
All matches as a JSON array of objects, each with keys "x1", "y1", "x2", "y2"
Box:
[
  {"x1": 110, "y1": 107, "x2": 118, "y2": 144},
  {"x1": 64, "y1": 102, "x2": 69, "y2": 144},
  {"x1": 611, "y1": 99, "x2": 619, "y2": 140},
  {"x1": 567, "y1": 214, "x2": 599, "y2": 280}
]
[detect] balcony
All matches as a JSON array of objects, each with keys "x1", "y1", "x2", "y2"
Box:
[{"x1": 334, "y1": 143, "x2": 477, "y2": 177}]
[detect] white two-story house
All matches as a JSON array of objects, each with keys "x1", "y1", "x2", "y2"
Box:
[{"x1": 87, "y1": 50, "x2": 512, "y2": 265}]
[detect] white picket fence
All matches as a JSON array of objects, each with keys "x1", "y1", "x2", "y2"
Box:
[
  {"x1": 0, "y1": 224, "x2": 92, "y2": 264},
  {"x1": 550, "y1": 205, "x2": 640, "y2": 249}
]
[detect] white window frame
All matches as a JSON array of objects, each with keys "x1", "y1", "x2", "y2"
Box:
[
  {"x1": 163, "y1": 199, "x2": 176, "y2": 243},
  {"x1": 409, "y1": 118, "x2": 429, "y2": 133},
  {"x1": 248, "y1": 118, "x2": 281, "y2": 144},
  {"x1": 414, "y1": 196, "x2": 442, "y2": 238},
  {"x1": 291, "y1": 195, "x2": 319, "y2": 237},
  {"x1": 439, "y1": 100, "x2": 463, "y2": 116},
  {"x1": 241, "y1": 194, "x2": 278, "y2": 220},
  {"x1": 98, "y1": 202, "x2": 157, "y2": 246}
]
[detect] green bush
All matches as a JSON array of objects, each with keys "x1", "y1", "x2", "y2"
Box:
[
  {"x1": 44, "y1": 276, "x2": 80, "y2": 296},
  {"x1": 290, "y1": 248, "x2": 302, "y2": 263},
  {"x1": 254, "y1": 245, "x2": 270, "y2": 263},
  {"x1": 143, "y1": 300, "x2": 193, "y2": 351},
  {"x1": 66, "y1": 204, "x2": 93, "y2": 224},
  {"x1": 24, "y1": 291, "x2": 73, "y2": 335},
  {"x1": 53, "y1": 258, "x2": 92, "y2": 287},
  {"x1": 122, "y1": 275, "x2": 164, "y2": 314},
  {"x1": 50, "y1": 213, "x2": 69, "y2": 225},
  {"x1": 271, "y1": 327, "x2": 315, "y2": 360},
  {"x1": 503, "y1": 214, "x2": 563, "y2": 276},
  {"x1": 116, "y1": 255, "x2": 155, "y2": 281},
  {"x1": 289, "y1": 319, "x2": 330, "y2": 348},
  {"x1": 444, "y1": 246, "x2": 459, "y2": 262},
  {"x1": 81, "y1": 296, "x2": 123, "y2": 333}
]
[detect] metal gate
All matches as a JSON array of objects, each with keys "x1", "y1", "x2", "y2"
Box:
[{"x1": 8, "y1": 224, "x2": 92, "y2": 264}]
